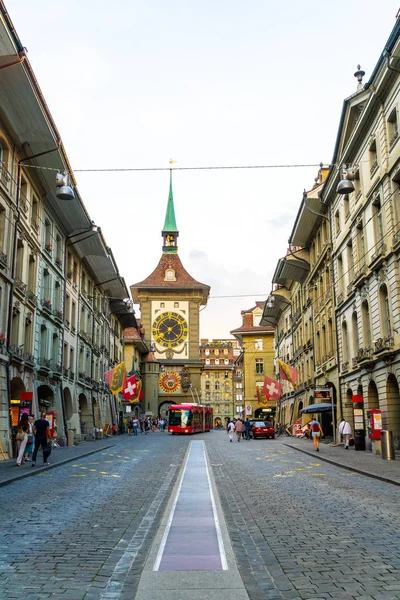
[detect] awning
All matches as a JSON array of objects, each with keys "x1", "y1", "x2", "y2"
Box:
[
  {"x1": 300, "y1": 403, "x2": 335, "y2": 414},
  {"x1": 272, "y1": 257, "x2": 309, "y2": 287},
  {"x1": 260, "y1": 293, "x2": 291, "y2": 326},
  {"x1": 110, "y1": 299, "x2": 137, "y2": 329},
  {"x1": 290, "y1": 195, "x2": 328, "y2": 247}
]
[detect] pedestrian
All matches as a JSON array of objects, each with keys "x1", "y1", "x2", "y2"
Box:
[
  {"x1": 151, "y1": 419, "x2": 156, "y2": 433},
  {"x1": 111, "y1": 423, "x2": 117, "y2": 435},
  {"x1": 338, "y1": 418, "x2": 352, "y2": 449},
  {"x1": 127, "y1": 418, "x2": 133, "y2": 435},
  {"x1": 309, "y1": 416, "x2": 323, "y2": 452},
  {"x1": 244, "y1": 418, "x2": 252, "y2": 440},
  {"x1": 132, "y1": 416, "x2": 139, "y2": 435},
  {"x1": 31, "y1": 412, "x2": 51, "y2": 467},
  {"x1": 235, "y1": 418, "x2": 245, "y2": 442},
  {"x1": 227, "y1": 420, "x2": 235, "y2": 442},
  {"x1": 16, "y1": 423, "x2": 29, "y2": 466},
  {"x1": 159, "y1": 417, "x2": 165, "y2": 431},
  {"x1": 24, "y1": 414, "x2": 35, "y2": 462},
  {"x1": 139, "y1": 418, "x2": 144, "y2": 433},
  {"x1": 144, "y1": 418, "x2": 151, "y2": 434}
]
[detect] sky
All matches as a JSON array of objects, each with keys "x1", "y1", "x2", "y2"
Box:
[{"x1": 6, "y1": 0, "x2": 400, "y2": 338}]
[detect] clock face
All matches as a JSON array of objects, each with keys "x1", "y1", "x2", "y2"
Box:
[{"x1": 152, "y1": 311, "x2": 188, "y2": 348}]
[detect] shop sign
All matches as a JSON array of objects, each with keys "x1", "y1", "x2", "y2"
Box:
[
  {"x1": 245, "y1": 404, "x2": 252, "y2": 416},
  {"x1": 314, "y1": 387, "x2": 331, "y2": 401}
]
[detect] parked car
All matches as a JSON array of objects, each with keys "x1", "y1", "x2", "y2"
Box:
[{"x1": 251, "y1": 421, "x2": 275, "y2": 439}]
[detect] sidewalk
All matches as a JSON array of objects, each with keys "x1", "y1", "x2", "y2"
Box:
[
  {"x1": 282, "y1": 436, "x2": 400, "y2": 486},
  {"x1": 0, "y1": 436, "x2": 119, "y2": 487}
]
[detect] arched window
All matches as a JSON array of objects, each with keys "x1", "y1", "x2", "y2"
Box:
[
  {"x1": 351, "y1": 312, "x2": 359, "y2": 357},
  {"x1": 215, "y1": 381, "x2": 220, "y2": 391},
  {"x1": 379, "y1": 284, "x2": 391, "y2": 338},
  {"x1": 362, "y1": 300, "x2": 371, "y2": 348},
  {"x1": 341, "y1": 321, "x2": 348, "y2": 363}
]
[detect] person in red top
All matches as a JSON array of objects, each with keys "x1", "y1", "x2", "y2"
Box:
[
  {"x1": 235, "y1": 419, "x2": 245, "y2": 442},
  {"x1": 309, "y1": 417, "x2": 323, "y2": 452}
]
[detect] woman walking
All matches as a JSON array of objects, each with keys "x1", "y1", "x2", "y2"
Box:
[
  {"x1": 235, "y1": 419, "x2": 245, "y2": 442},
  {"x1": 309, "y1": 416, "x2": 323, "y2": 452},
  {"x1": 338, "y1": 418, "x2": 352, "y2": 449},
  {"x1": 16, "y1": 424, "x2": 29, "y2": 466}
]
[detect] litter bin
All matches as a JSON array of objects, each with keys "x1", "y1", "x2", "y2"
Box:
[
  {"x1": 381, "y1": 430, "x2": 395, "y2": 460},
  {"x1": 67, "y1": 430, "x2": 74, "y2": 447}
]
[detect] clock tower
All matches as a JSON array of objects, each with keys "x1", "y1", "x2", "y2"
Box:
[{"x1": 131, "y1": 172, "x2": 210, "y2": 417}]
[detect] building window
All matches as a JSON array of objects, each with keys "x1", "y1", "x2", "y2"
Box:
[
  {"x1": 236, "y1": 394, "x2": 243, "y2": 402},
  {"x1": 343, "y1": 194, "x2": 350, "y2": 221},
  {"x1": 388, "y1": 107, "x2": 399, "y2": 149},
  {"x1": 215, "y1": 373, "x2": 220, "y2": 379},
  {"x1": 255, "y1": 358, "x2": 264, "y2": 374},
  {"x1": 255, "y1": 339, "x2": 263, "y2": 350},
  {"x1": 372, "y1": 196, "x2": 384, "y2": 247},
  {"x1": 224, "y1": 359, "x2": 229, "y2": 365},
  {"x1": 215, "y1": 359, "x2": 220, "y2": 365},
  {"x1": 379, "y1": 284, "x2": 391, "y2": 338},
  {"x1": 205, "y1": 359, "x2": 210, "y2": 365},
  {"x1": 362, "y1": 300, "x2": 371, "y2": 348},
  {"x1": 253, "y1": 314, "x2": 261, "y2": 326},
  {"x1": 347, "y1": 241, "x2": 354, "y2": 282},
  {"x1": 223, "y1": 348, "x2": 228, "y2": 355},
  {"x1": 351, "y1": 312, "x2": 359, "y2": 357},
  {"x1": 214, "y1": 349, "x2": 219, "y2": 356},
  {"x1": 205, "y1": 349, "x2": 210, "y2": 356},
  {"x1": 369, "y1": 139, "x2": 378, "y2": 176},
  {"x1": 337, "y1": 254, "x2": 343, "y2": 294},
  {"x1": 215, "y1": 381, "x2": 220, "y2": 391},
  {"x1": 356, "y1": 221, "x2": 366, "y2": 268},
  {"x1": 205, "y1": 381, "x2": 210, "y2": 390},
  {"x1": 335, "y1": 209, "x2": 340, "y2": 236},
  {"x1": 341, "y1": 322, "x2": 348, "y2": 363}
]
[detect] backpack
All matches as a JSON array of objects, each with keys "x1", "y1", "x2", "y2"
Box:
[{"x1": 312, "y1": 421, "x2": 320, "y2": 433}]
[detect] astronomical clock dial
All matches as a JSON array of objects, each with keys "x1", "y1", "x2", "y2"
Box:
[
  {"x1": 152, "y1": 311, "x2": 188, "y2": 348},
  {"x1": 159, "y1": 372, "x2": 181, "y2": 393}
]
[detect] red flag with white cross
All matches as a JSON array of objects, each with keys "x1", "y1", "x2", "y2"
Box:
[
  {"x1": 122, "y1": 374, "x2": 138, "y2": 401},
  {"x1": 262, "y1": 376, "x2": 282, "y2": 401}
]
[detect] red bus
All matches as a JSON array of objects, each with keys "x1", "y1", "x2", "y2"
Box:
[{"x1": 168, "y1": 403, "x2": 213, "y2": 434}]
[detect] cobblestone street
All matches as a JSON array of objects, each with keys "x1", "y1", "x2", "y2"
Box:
[{"x1": 1, "y1": 431, "x2": 400, "y2": 600}]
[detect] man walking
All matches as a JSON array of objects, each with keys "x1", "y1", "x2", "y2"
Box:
[
  {"x1": 244, "y1": 418, "x2": 252, "y2": 440},
  {"x1": 32, "y1": 412, "x2": 50, "y2": 467},
  {"x1": 132, "y1": 416, "x2": 139, "y2": 436},
  {"x1": 235, "y1": 418, "x2": 245, "y2": 442},
  {"x1": 227, "y1": 420, "x2": 235, "y2": 442},
  {"x1": 338, "y1": 418, "x2": 352, "y2": 449}
]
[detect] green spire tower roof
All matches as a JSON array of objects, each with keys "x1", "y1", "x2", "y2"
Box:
[
  {"x1": 162, "y1": 170, "x2": 179, "y2": 254},
  {"x1": 163, "y1": 171, "x2": 178, "y2": 232}
]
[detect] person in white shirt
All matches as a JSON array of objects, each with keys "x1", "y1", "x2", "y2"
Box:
[
  {"x1": 338, "y1": 419, "x2": 352, "y2": 449},
  {"x1": 227, "y1": 420, "x2": 235, "y2": 442}
]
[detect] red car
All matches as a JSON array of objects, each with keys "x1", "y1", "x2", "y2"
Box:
[{"x1": 251, "y1": 421, "x2": 275, "y2": 439}]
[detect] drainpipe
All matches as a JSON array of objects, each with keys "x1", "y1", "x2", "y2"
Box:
[{"x1": 6, "y1": 142, "x2": 61, "y2": 453}]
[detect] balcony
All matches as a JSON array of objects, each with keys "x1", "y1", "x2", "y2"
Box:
[
  {"x1": 374, "y1": 335, "x2": 394, "y2": 355},
  {"x1": 54, "y1": 308, "x2": 63, "y2": 322},
  {"x1": 0, "y1": 251, "x2": 7, "y2": 269},
  {"x1": 14, "y1": 278, "x2": 27, "y2": 296},
  {"x1": 352, "y1": 263, "x2": 368, "y2": 289},
  {"x1": 370, "y1": 159, "x2": 379, "y2": 178},
  {"x1": 369, "y1": 242, "x2": 386, "y2": 271},
  {"x1": 31, "y1": 219, "x2": 40, "y2": 234},
  {"x1": 62, "y1": 366, "x2": 69, "y2": 378},
  {"x1": 53, "y1": 363, "x2": 63, "y2": 378},
  {"x1": 356, "y1": 346, "x2": 374, "y2": 366},
  {"x1": 27, "y1": 290, "x2": 37, "y2": 306},
  {"x1": 9, "y1": 344, "x2": 24, "y2": 363},
  {"x1": 41, "y1": 299, "x2": 52, "y2": 313},
  {"x1": 38, "y1": 357, "x2": 52, "y2": 373},
  {"x1": 23, "y1": 352, "x2": 35, "y2": 366},
  {"x1": 55, "y1": 256, "x2": 63, "y2": 269},
  {"x1": 44, "y1": 242, "x2": 52, "y2": 255},
  {"x1": 78, "y1": 372, "x2": 86, "y2": 383},
  {"x1": 390, "y1": 131, "x2": 399, "y2": 150},
  {"x1": 393, "y1": 228, "x2": 400, "y2": 251},
  {"x1": 341, "y1": 361, "x2": 349, "y2": 374}
]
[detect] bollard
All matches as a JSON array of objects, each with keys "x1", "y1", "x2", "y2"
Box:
[
  {"x1": 381, "y1": 430, "x2": 395, "y2": 460},
  {"x1": 67, "y1": 429, "x2": 75, "y2": 447}
]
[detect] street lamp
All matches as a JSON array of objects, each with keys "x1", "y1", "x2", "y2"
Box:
[
  {"x1": 336, "y1": 164, "x2": 355, "y2": 195},
  {"x1": 56, "y1": 171, "x2": 75, "y2": 201}
]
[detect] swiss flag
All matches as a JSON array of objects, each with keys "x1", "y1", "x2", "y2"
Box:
[
  {"x1": 262, "y1": 376, "x2": 283, "y2": 401},
  {"x1": 122, "y1": 375, "x2": 137, "y2": 401}
]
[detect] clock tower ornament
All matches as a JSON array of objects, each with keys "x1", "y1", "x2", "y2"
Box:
[{"x1": 131, "y1": 169, "x2": 210, "y2": 416}]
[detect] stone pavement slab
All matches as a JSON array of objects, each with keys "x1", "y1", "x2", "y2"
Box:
[{"x1": 282, "y1": 437, "x2": 400, "y2": 485}]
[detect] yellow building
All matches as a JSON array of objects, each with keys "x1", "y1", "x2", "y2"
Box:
[{"x1": 231, "y1": 302, "x2": 275, "y2": 421}]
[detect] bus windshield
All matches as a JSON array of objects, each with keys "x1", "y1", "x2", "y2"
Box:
[{"x1": 169, "y1": 409, "x2": 192, "y2": 427}]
